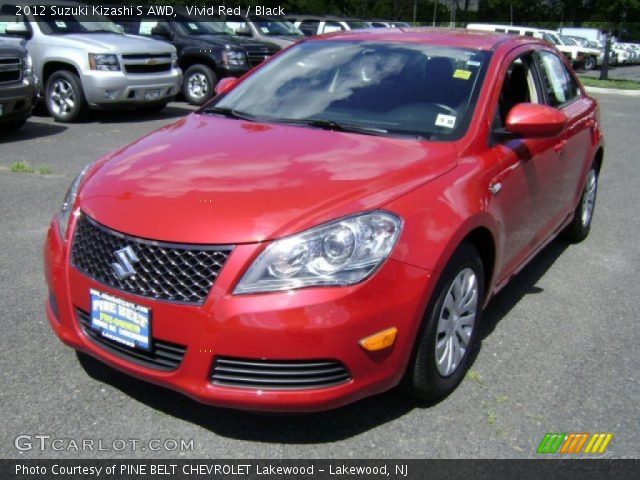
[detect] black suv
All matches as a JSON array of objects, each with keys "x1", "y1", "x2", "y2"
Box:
[
  {"x1": 116, "y1": 16, "x2": 280, "y2": 105},
  {"x1": 0, "y1": 40, "x2": 37, "y2": 131}
]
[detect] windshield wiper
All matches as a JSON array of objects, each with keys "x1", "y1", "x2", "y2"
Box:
[
  {"x1": 203, "y1": 106, "x2": 258, "y2": 121},
  {"x1": 275, "y1": 118, "x2": 394, "y2": 137}
]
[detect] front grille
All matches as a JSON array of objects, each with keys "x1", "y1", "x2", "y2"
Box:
[
  {"x1": 77, "y1": 308, "x2": 186, "y2": 371},
  {"x1": 124, "y1": 63, "x2": 171, "y2": 74},
  {"x1": 0, "y1": 57, "x2": 21, "y2": 84},
  {"x1": 245, "y1": 48, "x2": 279, "y2": 68},
  {"x1": 122, "y1": 54, "x2": 172, "y2": 60},
  {"x1": 70, "y1": 214, "x2": 232, "y2": 304},
  {"x1": 211, "y1": 357, "x2": 351, "y2": 390}
]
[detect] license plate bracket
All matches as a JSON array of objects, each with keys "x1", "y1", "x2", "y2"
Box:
[{"x1": 144, "y1": 89, "x2": 161, "y2": 101}]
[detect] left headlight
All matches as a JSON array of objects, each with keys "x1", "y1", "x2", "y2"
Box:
[
  {"x1": 234, "y1": 211, "x2": 403, "y2": 295},
  {"x1": 88, "y1": 53, "x2": 120, "y2": 71},
  {"x1": 223, "y1": 49, "x2": 246, "y2": 67},
  {"x1": 57, "y1": 164, "x2": 90, "y2": 241}
]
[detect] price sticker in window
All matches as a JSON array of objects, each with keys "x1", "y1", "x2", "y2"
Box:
[
  {"x1": 453, "y1": 69, "x2": 472, "y2": 80},
  {"x1": 435, "y1": 114, "x2": 457, "y2": 129}
]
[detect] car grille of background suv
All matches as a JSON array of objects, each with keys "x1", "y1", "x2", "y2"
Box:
[
  {"x1": 122, "y1": 53, "x2": 172, "y2": 75},
  {"x1": 210, "y1": 357, "x2": 352, "y2": 390},
  {"x1": 0, "y1": 57, "x2": 22, "y2": 84},
  {"x1": 245, "y1": 47, "x2": 280, "y2": 68},
  {"x1": 70, "y1": 214, "x2": 232, "y2": 304},
  {"x1": 76, "y1": 308, "x2": 186, "y2": 371}
]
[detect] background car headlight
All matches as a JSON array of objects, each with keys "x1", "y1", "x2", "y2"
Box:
[
  {"x1": 88, "y1": 53, "x2": 120, "y2": 71},
  {"x1": 57, "y1": 165, "x2": 90, "y2": 240},
  {"x1": 223, "y1": 49, "x2": 246, "y2": 67},
  {"x1": 22, "y1": 54, "x2": 32, "y2": 76},
  {"x1": 234, "y1": 211, "x2": 402, "y2": 294}
]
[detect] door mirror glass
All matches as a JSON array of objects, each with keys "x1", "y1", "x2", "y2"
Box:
[{"x1": 505, "y1": 103, "x2": 567, "y2": 137}]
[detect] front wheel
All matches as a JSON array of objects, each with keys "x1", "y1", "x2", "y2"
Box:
[
  {"x1": 45, "y1": 70, "x2": 87, "y2": 123},
  {"x1": 584, "y1": 56, "x2": 597, "y2": 71},
  {"x1": 402, "y1": 242, "x2": 485, "y2": 401},
  {"x1": 562, "y1": 166, "x2": 598, "y2": 242},
  {"x1": 182, "y1": 64, "x2": 217, "y2": 106}
]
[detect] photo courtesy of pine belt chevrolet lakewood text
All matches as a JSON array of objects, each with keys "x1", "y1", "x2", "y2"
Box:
[{"x1": 44, "y1": 28, "x2": 603, "y2": 412}]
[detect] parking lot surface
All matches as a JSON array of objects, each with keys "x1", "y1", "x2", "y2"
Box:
[
  {"x1": 1, "y1": 95, "x2": 638, "y2": 458},
  {"x1": 581, "y1": 63, "x2": 640, "y2": 81}
]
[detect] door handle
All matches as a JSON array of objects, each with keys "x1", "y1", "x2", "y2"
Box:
[{"x1": 554, "y1": 140, "x2": 567, "y2": 153}]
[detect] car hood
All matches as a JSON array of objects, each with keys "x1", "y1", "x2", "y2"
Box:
[
  {"x1": 79, "y1": 114, "x2": 458, "y2": 244},
  {"x1": 57, "y1": 33, "x2": 174, "y2": 54}
]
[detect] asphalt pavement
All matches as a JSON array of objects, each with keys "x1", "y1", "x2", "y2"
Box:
[
  {"x1": 580, "y1": 63, "x2": 640, "y2": 81},
  {"x1": 0, "y1": 95, "x2": 638, "y2": 459}
]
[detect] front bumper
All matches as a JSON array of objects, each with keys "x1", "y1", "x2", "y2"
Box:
[
  {"x1": 44, "y1": 217, "x2": 434, "y2": 412},
  {"x1": 0, "y1": 76, "x2": 38, "y2": 124},
  {"x1": 81, "y1": 68, "x2": 182, "y2": 108}
]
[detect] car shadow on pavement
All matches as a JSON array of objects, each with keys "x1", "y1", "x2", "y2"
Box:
[
  {"x1": 0, "y1": 121, "x2": 67, "y2": 144},
  {"x1": 76, "y1": 238, "x2": 571, "y2": 444},
  {"x1": 84, "y1": 105, "x2": 197, "y2": 124}
]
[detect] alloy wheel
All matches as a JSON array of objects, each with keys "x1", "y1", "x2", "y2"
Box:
[
  {"x1": 581, "y1": 169, "x2": 597, "y2": 227},
  {"x1": 188, "y1": 73, "x2": 209, "y2": 100},
  {"x1": 49, "y1": 79, "x2": 75, "y2": 117}
]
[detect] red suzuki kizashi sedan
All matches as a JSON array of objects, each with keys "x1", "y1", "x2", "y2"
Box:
[{"x1": 44, "y1": 28, "x2": 603, "y2": 412}]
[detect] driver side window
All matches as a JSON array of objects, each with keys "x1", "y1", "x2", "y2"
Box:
[{"x1": 495, "y1": 53, "x2": 541, "y2": 130}]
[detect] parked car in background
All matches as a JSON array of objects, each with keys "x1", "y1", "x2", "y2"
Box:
[
  {"x1": 560, "y1": 35, "x2": 603, "y2": 70},
  {"x1": 0, "y1": 39, "x2": 37, "y2": 130},
  {"x1": 45, "y1": 29, "x2": 603, "y2": 412},
  {"x1": 115, "y1": 13, "x2": 280, "y2": 105},
  {"x1": 558, "y1": 27, "x2": 604, "y2": 44},
  {"x1": 222, "y1": 14, "x2": 304, "y2": 48},
  {"x1": 287, "y1": 15, "x2": 370, "y2": 36},
  {"x1": 0, "y1": 1, "x2": 181, "y2": 122},
  {"x1": 612, "y1": 43, "x2": 634, "y2": 64},
  {"x1": 467, "y1": 24, "x2": 586, "y2": 68},
  {"x1": 368, "y1": 20, "x2": 411, "y2": 28},
  {"x1": 564, "y1": 35, "x2": 618, "y2": 67}
]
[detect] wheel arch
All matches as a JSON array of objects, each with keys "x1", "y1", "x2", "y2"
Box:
[
  {"x1": 42, "y1": 61, "x2": 81, "y2": 88},
  {"x1": 178, "y1": 54, "x2": 219, "y2": 75}
]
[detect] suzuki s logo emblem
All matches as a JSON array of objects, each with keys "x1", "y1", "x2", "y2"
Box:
[{"x1": 111, "y1": 246, "x2": 139, "y2": 280}]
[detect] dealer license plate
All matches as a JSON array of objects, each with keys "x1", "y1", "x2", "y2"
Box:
[
  {"x1": 144, "y1": 89, "x2": 161, "y2": 101},
  {"x1": 90, "y1": 289, "x2": 151, "y2": 351}
]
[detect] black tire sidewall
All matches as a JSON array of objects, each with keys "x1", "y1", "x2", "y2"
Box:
[
  {"x1": 182, "y1": 65, "x2": 217, "y2": 106},
  {"x1": 585, "y1": 56, "x2": 596, "y2": 70},
  {"x1": 564, "y1": 165, "x2": 598, "y2": 242},
  {"x1": 404, "y1": 243, "x2": 485, "y2": 401},
  {"x1": 45, "y1": 70, "x2": 86, "y2": 123}
]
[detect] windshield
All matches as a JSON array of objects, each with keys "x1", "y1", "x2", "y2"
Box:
[
  {"x1": 210, "y1": 40, "x2": 489, "y2": 140},
  {"x1": 561, "y1": 36, "x2": 578, "y2": 46},
  {"x1": 251, "y1": 17, "x2": 304, "y2": 36},
  {"x1": 178, "y1": 19, "x2": 232, "y2": 35},
  {"x1": 40, "y1": 19, "x2": 122, "y2": 35}
]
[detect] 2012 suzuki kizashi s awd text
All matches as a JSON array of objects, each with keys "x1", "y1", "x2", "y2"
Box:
[{"x1": 44, "y1": 28, "x2": 603, "y2": 412}]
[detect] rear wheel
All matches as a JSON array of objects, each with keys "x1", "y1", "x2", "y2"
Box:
[
  {"x1": 45, "y1": 70, "x2": 87, "y2": 123},
  {"x1": 562, "y1": 165, "x2": 598, "y2": 242},
  {"x1": 182, "y1": 64, "x2": 216, "y2": 105},
  {"x1": 403, "y1": 242, "x2": 485, "y2": 401}
]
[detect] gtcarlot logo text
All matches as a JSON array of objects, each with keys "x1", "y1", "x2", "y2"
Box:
[{"x1": 14, "y1": 434, "x2": 194, "y2": 452}]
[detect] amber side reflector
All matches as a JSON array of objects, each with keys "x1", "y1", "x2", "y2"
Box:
[{"x1": 359, "y1": 327, "x2": 398, "y2": 351}]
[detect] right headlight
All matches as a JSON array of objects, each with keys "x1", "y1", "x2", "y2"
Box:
[
  {"x1": 88, "y1": 53, "x2": 120, "y2": 71},
  {"x1": 222, "y1": 49, "x2": 247, "y2": 67},
  {"x1": 234, "y1": 211, "x2": 402, "y2": 295},
  {"x1": 57, "y1": 164, "x2": 90, "y2": 241}
]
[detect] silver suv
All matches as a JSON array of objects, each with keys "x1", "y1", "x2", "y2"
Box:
[{"x1": 0, "y1": 1, "x2": 182, "y2": 122}]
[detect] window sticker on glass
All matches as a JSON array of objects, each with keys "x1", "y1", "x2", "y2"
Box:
[
  {"x1": 435, "y1": 113, "x2": 456, "y2": 128},
  {"x1": 453, "y1": 69, "x2": 472, "y2": 80},
  {"x1": 55, "y1": 21, "x2": 66, "y2": 28},
  {"x1": 188, "y1": 23, "x2": 198, "y2": 30},
  {"x1": 466, "y1": 60, "x2": 481, "y2": 67},
  {"x1": 261, "y1": 27, "x2": 269, "y2": 33}
]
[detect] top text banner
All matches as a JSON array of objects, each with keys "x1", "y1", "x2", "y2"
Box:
[{"x1": 7, "y1": 4, "x2": 286, "y2": 21}]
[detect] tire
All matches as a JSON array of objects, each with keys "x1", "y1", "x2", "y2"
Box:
[
  {"x1": 562, "y1": 164, "x2": 599, "y2": 242},
  {"x1": 2, "y1": 119, "x2": 27, "y2": 131},
  {"x1": 139, "y1": 102, "x2": 169, "y2": 114},
  {"x1": 584, "y1": 56, "x2": 597, "y2": 71},
  {"x1": 402, "y1": 242, "x2": 485, "y2": 402},
  {"x1": 45, "y1": 70, "x2": 87, "y2": 123},
  {"x1": 182, "y1": 64, "x2": 217, "y2": 105}
]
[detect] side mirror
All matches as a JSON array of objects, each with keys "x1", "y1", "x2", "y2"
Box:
[
  {"x1": 5, "y1": 23, "x2": 29, "y2": 37},
  {"x1": 235, "y1": 26, "x2": 252, "y2": 37},
  {"x1": 215, "y1": 77, "x2": 238, "y2": 95},
  {"x1": 151, "y1": 25, "x2": 171, "y2": 39},
  {"x1": 505, "y1": 103, "x2": 567, "y2": 138}
]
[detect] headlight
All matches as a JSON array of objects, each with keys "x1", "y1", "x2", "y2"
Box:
[
  {"x1": 22, "y1": 54, "x2": 32, "y2": 76},
  {"x1": 223, "y1": 49, "x2": 246, "y2": 67},
  {"x1": 88, "y1": 53, "x2": 120, "y2": 71},
  {"x1": 234, "y1": 212, "x2": 402, "y2": 294},
  {"x1": 57, "y1": 165, "x2": 90, "y2": 240}
]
